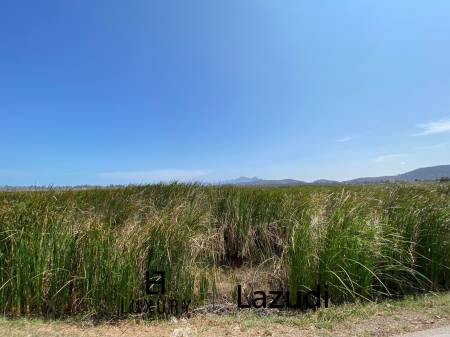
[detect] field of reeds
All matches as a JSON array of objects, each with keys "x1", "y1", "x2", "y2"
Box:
[{"x1": 0, "y1": 183, "x2": 449, "y2": 318}]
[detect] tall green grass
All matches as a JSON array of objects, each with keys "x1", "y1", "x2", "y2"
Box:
[{"x1": 0, "y1": 183, "x2": 449, "y2": 317}]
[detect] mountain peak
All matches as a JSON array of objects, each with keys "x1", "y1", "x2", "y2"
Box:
[{"x1": 223, "y1": 165, "x2": 450, "y2": 186}]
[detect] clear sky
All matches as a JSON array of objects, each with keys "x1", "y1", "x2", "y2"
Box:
[{"x1": 1, "y1": 0, "x2": 450, "y2": 185}]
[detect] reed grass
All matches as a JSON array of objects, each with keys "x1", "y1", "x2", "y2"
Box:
[{"x1": 0, "y1": 183, "x2": 449, "y2": 317}]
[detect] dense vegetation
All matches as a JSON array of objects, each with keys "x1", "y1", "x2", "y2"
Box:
[{"x1": 0, "y1": 184, "x2": 449, "y2": 317}]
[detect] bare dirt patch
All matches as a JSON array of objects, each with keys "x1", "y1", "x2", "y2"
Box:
[{"x1": 1, "y1": 293, "x2": 449, "y2": 337}]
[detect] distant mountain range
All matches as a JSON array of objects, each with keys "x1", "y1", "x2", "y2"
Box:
[
  {"x1": 223, "y1": 165, "x2": 450, "y2": 186},
  {"x1": 2, "y1": 165, "x2": 450, "y2": 190}
]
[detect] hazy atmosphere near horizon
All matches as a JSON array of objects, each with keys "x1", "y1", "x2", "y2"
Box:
[
  {"x1": 2, "y1": 0, "x2": 450, "y2": 185},
  {"x1": 2, "y1": 3, "x2": 450, "y2": 336}
]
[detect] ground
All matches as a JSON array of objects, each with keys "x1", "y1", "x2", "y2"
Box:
[{"x1": 1, "y1": 292, "x2": 449, "y2": 337}]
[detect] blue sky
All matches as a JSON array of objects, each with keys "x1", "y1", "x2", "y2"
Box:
[{"x1": 1, "y1": 0, "x2": 450, "y2": 185}]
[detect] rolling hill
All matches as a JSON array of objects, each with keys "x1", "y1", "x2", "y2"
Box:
[{"x1": 224, "y1": 165, "x2": 450, "y2": 186}]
